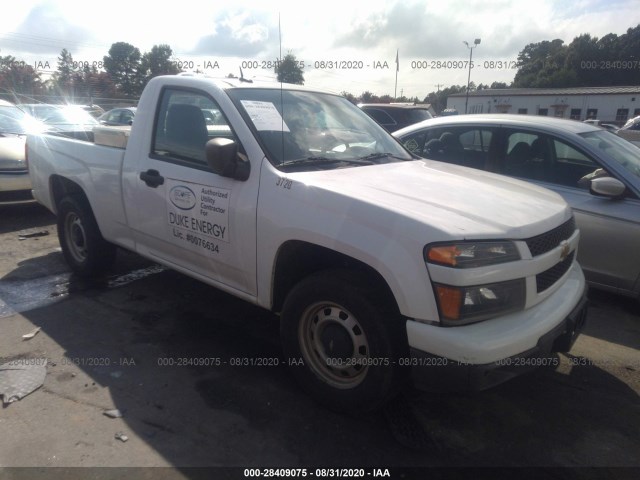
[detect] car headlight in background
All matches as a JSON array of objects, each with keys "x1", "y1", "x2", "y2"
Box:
[{"x1": 425, "y1": 241, "x2": 524, "y2": 325}]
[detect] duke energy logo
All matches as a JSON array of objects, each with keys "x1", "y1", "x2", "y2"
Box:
[{"x1": 169, "y1": 185, "x2": 196, "y2": 210}]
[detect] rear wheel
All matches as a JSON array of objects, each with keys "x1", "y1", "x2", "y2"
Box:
[
  {"x1": 281, "y1": 269, "x2": 408, "y2": 412},
  {"x1": 57, "y1": 195, "x2": 116, "y2": 277}
]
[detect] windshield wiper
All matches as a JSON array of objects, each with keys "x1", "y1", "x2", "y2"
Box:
[
  {"x1": 358, "y1": 152, "x2": 409, "y2": 162},
  {"x1": 279, "y1": 156, "x2": 375, "y2": 168}
]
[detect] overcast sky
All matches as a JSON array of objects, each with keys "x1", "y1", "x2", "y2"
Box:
[{"x1": 1, "y1": 0, "x2": 638, "y2": 99}]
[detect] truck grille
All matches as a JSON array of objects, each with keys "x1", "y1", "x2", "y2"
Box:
[
  {"x1": 536, "y1": 251, "x2": 575, "y2": 293},
  {"x1": 525, "y1": 217, "x2": 576, "y2": 257}
]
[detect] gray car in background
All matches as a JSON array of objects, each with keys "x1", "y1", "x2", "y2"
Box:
[
  {"x1": 394, "y1": 114, "x2": 640, "y2": 299},
  {"x1": 98, "y1": 107, "x2": 136, "y2": 126},
  {"x1": 0, "y1": 100, "x2": 46, "y2": 202}
]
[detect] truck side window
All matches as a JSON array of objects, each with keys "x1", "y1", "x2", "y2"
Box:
[{"x1": 153, "y1": 88, "x2": 235, "y2": 166}]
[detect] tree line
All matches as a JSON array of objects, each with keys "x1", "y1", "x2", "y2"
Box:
[
  {"x1": 0, "y1": 24, "x2": 638, "y2": 109},
  {"x1": 0, "y1": 42, "x2": 181, "y2": 100}
]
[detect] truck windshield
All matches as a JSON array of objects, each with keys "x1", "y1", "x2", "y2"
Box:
[{"x1": 227, "y1": 88, "x2": 413, "y2": 171}]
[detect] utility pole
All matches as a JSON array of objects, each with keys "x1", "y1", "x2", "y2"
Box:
[
  {"x1": 435, "y1": 84, "x2": 444, "y2": 112},
  {"x1": 394, "y1": 49, "x2": 399, "y2": 100},
  {"x1": 463, "y1": 38, "x2": 481, "y2": 114}
]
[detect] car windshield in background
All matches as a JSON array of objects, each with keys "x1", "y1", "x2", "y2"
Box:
[
  {"x1": 227, "y1": 88, "x2": 413, "y2": 171},
  {"x1": 581, "y1": 130, "x2": 640, "y2": 179},
  {"x1": 42, "y1": 108, "x2": 99, "y2": 126},
  {"x1": 405, "y1": 109, "x2": 433, "y2": 124},
  {"x1": 0, "y1": 105, "x2": 45, "y2": 134}
]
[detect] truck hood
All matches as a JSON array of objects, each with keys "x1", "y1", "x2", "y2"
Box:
[{"x1": 292, "y1": 159, "x2": 570, "y2": 239}]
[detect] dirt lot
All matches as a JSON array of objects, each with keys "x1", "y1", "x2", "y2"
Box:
[{"x1": 0, "y1": 202, "x2": 639, "y2": 479}]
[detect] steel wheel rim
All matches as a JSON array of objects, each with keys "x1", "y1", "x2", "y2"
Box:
[
  {"x1": 64, "y1": 212, "x2": 88, "y2": 263},
  {"x1": 298, "y1": 301, "x2": 369, "y2": 389}
]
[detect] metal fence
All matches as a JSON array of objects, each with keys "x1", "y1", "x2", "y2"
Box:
[{"x1": 0, "y1": 93, "x2": 138, "y2": 110}]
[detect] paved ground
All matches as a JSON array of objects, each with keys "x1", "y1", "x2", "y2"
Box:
[{"x1": 0, "y1": 202, "x2": 638, "y2": 479}]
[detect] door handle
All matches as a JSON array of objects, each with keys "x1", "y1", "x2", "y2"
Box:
[{"x1": 140, "y1": 169, "x2": 164, "y2": 188}]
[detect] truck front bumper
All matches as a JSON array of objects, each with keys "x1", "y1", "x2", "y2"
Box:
[{"x1": 406, "y1": 263, "x2": 588, "y2": 391}]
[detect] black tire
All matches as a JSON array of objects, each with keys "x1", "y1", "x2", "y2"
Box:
[
  {"x1": 280, "y1": 269, "x2": 409, "y2": 413},
  {"x1": 57, "y1": 195, "x2": 116, "y2": 277}
]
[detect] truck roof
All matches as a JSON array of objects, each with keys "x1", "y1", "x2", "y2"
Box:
[{"x1": 163, "y1": 73, "x2": 338, "y2": 95}]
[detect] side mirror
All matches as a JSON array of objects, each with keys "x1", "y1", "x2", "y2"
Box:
[
  {"x1": 205, "y1": 138, "x2": 250, "y2": 181},
  {"x1": 589, "y1": 176, "x2": 626, "y2": 198}
]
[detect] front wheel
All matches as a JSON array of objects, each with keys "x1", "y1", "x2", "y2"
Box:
[
  {"x1": 281, "y1": 270, "x2": 408, "y2": 412},
  {"x1": 57, "y1": 195, "x2": 116, "y2": 277}
]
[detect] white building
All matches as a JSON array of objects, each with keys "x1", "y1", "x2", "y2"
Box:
[{"x1": 446, "y1": 86, "x2": 640, "y2": 125}]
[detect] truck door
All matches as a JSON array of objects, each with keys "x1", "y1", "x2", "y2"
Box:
[{"x1": 125, "y1": 86, "x2": 258, "y2": 297}]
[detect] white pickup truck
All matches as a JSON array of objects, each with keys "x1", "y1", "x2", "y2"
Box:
[{"x1": 27, "y1": 74, "x2": 587, "y2": 411}]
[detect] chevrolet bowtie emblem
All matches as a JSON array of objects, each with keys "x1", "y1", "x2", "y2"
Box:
[{"x1": 560, "y1": 240, "x2": 570, "y2": 261}]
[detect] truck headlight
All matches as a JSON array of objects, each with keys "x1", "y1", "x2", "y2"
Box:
[
  {"x1": 425, "y1": 241, "x2": 520, "y2": 268},
  {"x1": 425, "y1": 241, "x2": 524, "y2": 324},
  {"x1": 434, "y1": 279, "x2": 526, "y2": 325}
]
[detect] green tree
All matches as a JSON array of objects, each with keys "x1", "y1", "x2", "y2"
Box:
[
  {"x1": 0, "y1": 54, "x2": 44, "y2": 96},
  {"x1": 423, "y1": 85, "x2": 466, "y2": 114},
  {"x1": 104, "y1": 42, "x2": 144, "y2": 97},
  {"x1": 359, "y1": 91, "x2": 378, "y2": 103},
  {"x1": 72, "y1": 64, "x2": 116, "y2": 99},
  {"x1": 513, "y1": 39, "x2": 567, "y2": 87},
  {"x1": 512, "y1": 25, "x2": 640, "y2": 88},
  {"x1": 340, "y1": 91, "x2": 357, "y2": 104},
  {"x1": 275, "y1": 52, "x2": 304, "y2": 84},
  {"x1": 141, "y1": 44, "x2": 181, "y2": 85},
  {"x1": 53, "y1": 48, "x2": 76, "y2": 96}
]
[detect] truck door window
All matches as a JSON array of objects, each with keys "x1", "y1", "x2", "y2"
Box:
[{"x1": 153, "y1": 88, "x2": 235, "y2": 166}]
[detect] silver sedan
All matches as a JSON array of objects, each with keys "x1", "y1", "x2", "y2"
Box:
[
  {"x1": 394, "y1": 114, "x2": 640, "y2": 299},
  {"x1": 0, "y1": 101, "x2": 46, "y2": 203}
]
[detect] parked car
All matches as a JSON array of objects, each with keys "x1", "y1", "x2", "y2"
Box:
[
  {"x1": 39, "y1": 106, "x2": 99, "y2": 140},
  {"x1": 79, "y1": 104, "x2": 105, "y2": 118},
  {"x1": 617, "y1": 115, "x2": 640, "y2": 145},
  {"x1": 358, "y1": 103, "x2": 433, "y2": 132},
  {"x1": 394, "y1": 114, "x2": 640, "y2": 299},
  {"x1": 98, "y1": 107, "x2": 136, "y2": 126},
  {"x1": 583, "y1": 119, "x2": 619, "y2": 133},
  {"x1": 19, "y1": 103, "x2": 62, "y2": 121},
  {"x1": 0, "y1": 100, "x2": 46, "y2": 202}
]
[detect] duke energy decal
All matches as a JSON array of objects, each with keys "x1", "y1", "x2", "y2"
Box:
[{"x1": 166, "y1": 178, "x2": 230, "y2": 254}]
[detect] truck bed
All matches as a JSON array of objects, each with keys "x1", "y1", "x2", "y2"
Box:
[{"x1": 28, "y1": 132, "x2": 130, "y2": 246}]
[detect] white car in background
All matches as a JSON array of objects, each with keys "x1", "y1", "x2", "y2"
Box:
[{"x1": 617, "y1": 115, "x2": 640, "y2": 146}]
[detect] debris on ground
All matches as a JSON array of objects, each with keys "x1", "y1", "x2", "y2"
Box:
[
  {"x1": 0, "y1": 358, "x2": 47, "y2": 405},
  {"x1": 18, "y1": 230, "x2": 50, "y2": 240},
  {"x1": 114, "y1": 432, "x2": 129, "y2": 442},
  {"x1": 21, "y1": 326, "x2": 41, "y2": 340},
  {"x1": 104, "y1": 409, "x2": 123, "y2": 418}
]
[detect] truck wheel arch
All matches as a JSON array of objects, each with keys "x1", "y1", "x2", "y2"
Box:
[
  {"x1": 271, "y1": 240, "x2": 399, "y2": 315},
  {"x1": 50, "y1": 175, "x2": 86, "y2": 214}
]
